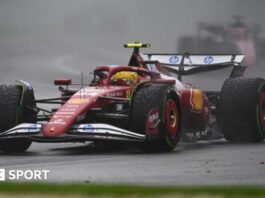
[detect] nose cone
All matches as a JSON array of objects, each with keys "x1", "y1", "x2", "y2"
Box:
[
  {"x1": 43, "y1": 97, "x2": 95, "y2": 137},
  {"x1": 43, "y1": 117, "x2": 75, "y2": 137},
  {"x1": 42, "y1": 86, "x2": 128, "y2": 137}
]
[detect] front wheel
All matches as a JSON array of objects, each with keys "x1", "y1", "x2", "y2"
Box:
[
  {"x1": 131, "y1": 84, "x2": 182, "y2": 151},
  {"x1": 0, "y1": 84, "x2": 34, "y2": 153}
]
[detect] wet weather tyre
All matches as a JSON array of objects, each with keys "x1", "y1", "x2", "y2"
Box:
[
  {"x1": 131, "y1": 84, "x2": 181, "y2": 151},
  {"x1": 219, "y1": 78, "x2": 265, "y2": 142},
  {"x1": 0, "y1": 85, "x2": 32, "y2": 153}
]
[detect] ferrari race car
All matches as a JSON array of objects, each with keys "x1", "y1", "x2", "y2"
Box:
[{"x1": 0, "y1": 42, "x2": 265, "y2": 153}]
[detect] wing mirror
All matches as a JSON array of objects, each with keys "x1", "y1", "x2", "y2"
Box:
[{"x1": 54, "y1": 79, "x2": 72, "y2": 86}]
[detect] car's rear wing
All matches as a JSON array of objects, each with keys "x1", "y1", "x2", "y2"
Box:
[{"x1": 143, "y1": 53, "x2": 247, "y2": 80}]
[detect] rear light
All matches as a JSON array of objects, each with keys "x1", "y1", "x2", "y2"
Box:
[{"x1": 54, "y1": 79, "x2": 72, "y2": 86}]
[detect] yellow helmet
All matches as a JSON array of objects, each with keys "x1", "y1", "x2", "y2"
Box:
[{"x1": 111, "y1": 71, "x2": 139, "y2": 86}]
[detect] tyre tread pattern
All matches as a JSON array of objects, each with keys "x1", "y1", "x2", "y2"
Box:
[
  {"x1": 131, "y1": 84, "x2": 181, "y2": 151},
  {"x1": 0, "y1": 85, "x2": 32, "y2": 153},
  {"x1": 219, "y1": 77, "x2": 265, "y2": 142}
]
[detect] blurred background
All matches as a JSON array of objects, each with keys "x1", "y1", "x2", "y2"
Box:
[{"x1": 0, "y1": 0, "x2": 264, "y2": 98}]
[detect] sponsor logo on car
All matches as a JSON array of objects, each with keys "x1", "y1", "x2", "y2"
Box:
[
  {"x1": 55, "y1": 111, "x2": 75, "y2": 115},
  {"x1": 146, "y1": 107, "x2": 160, "y2": 136},
  {"x1": 169, "y1": 55, "x2": 179, "y2": 64},
  {"x1": 49, "y1": 119, "x2": 66, "y2": 125},
  {"x1": 27, "y1": 124, "x2": 39, "y2": 132},
  {"x1": 204, "y1": 56, "x2": 214, "y2": 64},
  {"x1": 148, "y1": 111, "x2": 159, "y2": 124},
  {"x1": 83, "y1": 124, "x2": 94, "y2": 132},
  {"x1": 116, "y1": 104, "x2": 124, "y2": 111}
]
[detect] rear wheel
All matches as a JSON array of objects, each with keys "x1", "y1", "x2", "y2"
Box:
[
  {"x1": 0, "y1": 84, "x2": 35, "y2": 153},
  {"x1": 219, "y1": 78, "x2": 265, "y2": 142},
  {"x1": 131, "y1": 84, "x2": 182, "y2": 151}
]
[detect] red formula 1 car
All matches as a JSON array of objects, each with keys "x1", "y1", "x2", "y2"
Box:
[{"x1": 0, "y1": 43, "x2": 265, "y2": 153}]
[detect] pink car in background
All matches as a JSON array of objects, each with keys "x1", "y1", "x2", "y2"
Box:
[{"x1": 178, "y1": 16, "x2": 265, "y2": 66}]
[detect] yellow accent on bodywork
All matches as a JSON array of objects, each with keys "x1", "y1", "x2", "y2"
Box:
[
  {"x1": 125, "y1": 43, "x2": 151, "y2": 48},
  {"x1": 192, "y1": 89, "x2": 203, "y2": 111},
  {"x1": 68, "y1": 98, "x2": 90, "y2": 105},
  {"x1": 126, "y1": 90, "x2": 132, "y2": 99}
]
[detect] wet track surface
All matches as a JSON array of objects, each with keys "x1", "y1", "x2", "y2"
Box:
[{"x1": 1, "y1": 140, "x2": 265, "y2": 185}]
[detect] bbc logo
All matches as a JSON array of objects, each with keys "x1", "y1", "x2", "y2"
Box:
[{"x1": 0, "y1": 169, "x2": 5, "y2": 181}]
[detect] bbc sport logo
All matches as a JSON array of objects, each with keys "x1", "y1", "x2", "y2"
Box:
[
  {"x1": 0, "y1": 169, "x2": 5, "y2": 181},
  {"x1": 0, "y1": 168, "x2": 49, "y2": 181}
]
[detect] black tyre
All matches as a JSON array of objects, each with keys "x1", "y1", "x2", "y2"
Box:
[
  {"x1": 0, "y1": 85, "x2": 34, "y2": 153},
  {"x1": 219, "y1": 78, "x2": 265, "y2": 142},
  {"x1": 131, "y1": 84, "x2": 182, "y2": 151}
]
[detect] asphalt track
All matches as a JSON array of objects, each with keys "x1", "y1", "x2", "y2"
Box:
[{"x1": 1, "y1": 140, "x2": 265, "y2": 185}]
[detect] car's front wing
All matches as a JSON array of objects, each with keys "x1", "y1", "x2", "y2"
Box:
[{"x1": 0, "y1": 123, "x2": 145, "y2": 143}]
